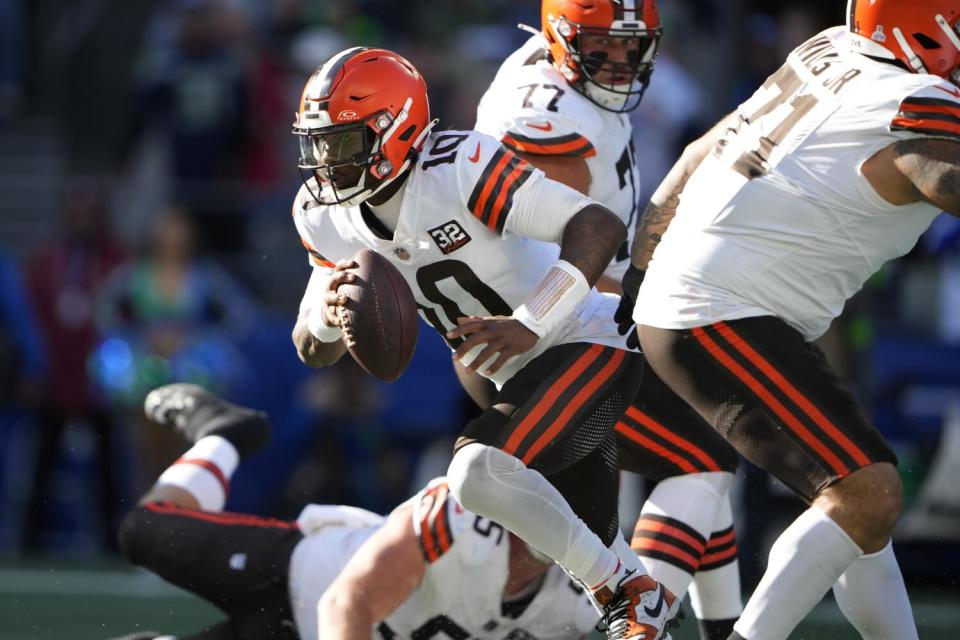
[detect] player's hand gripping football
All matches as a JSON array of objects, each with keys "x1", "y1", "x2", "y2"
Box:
[
  {"x1": 320, "y1": 259, "x2": 358, "y2": 328},
  {"x1": 447, "y1": 316, "x2": 538, "y2": 376}
]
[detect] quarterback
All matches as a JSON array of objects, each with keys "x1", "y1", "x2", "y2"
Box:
[
  {"x1": 112, "y1": 384, "x2": 600, "y2": 640},
  {"x1": 474, "y1": 3, "x2": 742, "y2": 638},
  {"x1": 623, "y1": 1, "x2": 960, "y2": 638},
  {"x1": 289, "y1": 47, "x2": 676, "y2": 638}
]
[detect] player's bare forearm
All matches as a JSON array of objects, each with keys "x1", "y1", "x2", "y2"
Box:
[
  {"x1": 318, "y1": 505, "x2": 424, "y2": 639},
  {"x1": 318, "y1": 595, "x2": 378, "y2": 640},
  {"x1": 893, "y1": 137, "x2": 960, "y2": 216},
  {"x1": 559, "y1": 204, "x2": 626, "y2": 285},
  {"x1": 292, "y1": 315, "x2": 346, "y2": 367},
  {"x1": 631, "y1": 112, "x2": 737, "y2": 269}
]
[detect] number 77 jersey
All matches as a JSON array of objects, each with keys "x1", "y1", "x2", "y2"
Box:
[{"x1": 293, "y1": 128, "x2": 628, "y2": 386}]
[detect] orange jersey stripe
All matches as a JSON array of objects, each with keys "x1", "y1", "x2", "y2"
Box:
[
  {"x1": 485, "y1": 162, "x2": 530, "y2": 232},
  {"x1": 471, "y1": 152, "x2": 515, "y2": 223},
  {"x1": 504, "y1": 345, "x2": 604, "y2": 455},
  {"x1": 631, "y1": 537, "x2": 702, "y2": 569},
  {"x1": 692, "y1": 326, "x2": 849, "y2": 475},
  {"x1": 521, "y1": 348, "x2": 625, "y2": 464},
  {"x1": 501, "y1": 133, "x2": 597, "y2": 157},
  {"x1": 714, "y1": 322, "x2": 870, "y2": 467},
  {"x1": 624, "y1": 406, "x2": 721, "y2": 471},
  {"x1": 615, "y1": 421, "x2": 699, "y2": 473},
  {"x1": 634, "y1": 520, "x2": 708, "y2": 554},
  {"x1": 891, "y1": 114, "x2": 960, "y2": 137}
]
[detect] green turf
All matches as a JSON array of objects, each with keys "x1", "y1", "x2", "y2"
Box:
[{"x1": 1, "y1": 559, "x2": 957, "y2": 639}]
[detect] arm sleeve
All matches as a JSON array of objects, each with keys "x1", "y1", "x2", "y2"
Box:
[{"x1": 298, "y1": 264, "x2": 334, "y2": 314}]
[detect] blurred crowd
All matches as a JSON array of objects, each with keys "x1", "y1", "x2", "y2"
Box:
[{"x1": 0, "y1": 0, "x2": 958, "y2": 587}]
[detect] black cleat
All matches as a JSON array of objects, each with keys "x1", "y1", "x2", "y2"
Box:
[{"x1": 144, "y1": 384, "x2": 271, "y2": 458}]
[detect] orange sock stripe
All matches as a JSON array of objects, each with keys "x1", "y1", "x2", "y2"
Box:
[
  {"x1": 503, "y1": 345, "x2": 604, "y2": 456},
  {"x1": 700, "y1": 545, "x2": 738, "y2": 567},
  {"x1": 707, "y1": 529, "x2": 736, "y2": 548},
  {"x1": 631, "y1": 538, "x2": 701, "y2": 571},
  {"x1": 633, "y1": 520, "x2": 707, "y2": 555},
  {"x1": 615, "y1": 421, "x2": 699, "y2": 473},
  {"x1": 521, "y1": 348, "x2": 625, "y2": 465},
  {"x1": 173, "y1": 457, "x2": 230, "y2": 498},
  {"x1": 691, "y1": 326, "x2": 849, "y2": 476},
  {"x1": 713, "y1": 321, "x2": 870, "y2": 467},
  {"x1": 144, "y1": 501, "x2": 298, "y2": 529},
  {"x1": 624, "y1": 406, "x2": 722, "y2": 471}
]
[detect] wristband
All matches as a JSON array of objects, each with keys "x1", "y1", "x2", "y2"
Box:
[
  {"x1": 512, "y1": 260, "x2": 590, "y2": 338},
  {"x1": 306, "y1": 306, "x2": 343, "y2": 343}
]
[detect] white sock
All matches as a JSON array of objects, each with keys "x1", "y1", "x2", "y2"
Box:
[
  {"x1": 734, "y1": 507, "x2": 862, "y2": 640},
  {"x1": 632, "y1": 472, "x2": 731, "y2": 597},
  {"x1": 446, "y1": 443, "x2": 628, "y2": 587},
  {"x1": 156, "y1": 436, "x2": 239, "y2": 511},
  {"x1": 690, "y1": 497, "x2": 743, "y2": 620},
  {"x1": 832, "y1": 541, "x2": 918, "y2": 640}
]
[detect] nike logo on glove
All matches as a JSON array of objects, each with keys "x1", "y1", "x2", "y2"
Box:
[
  {"x1": 643, "y1": 585, "x2": 665, "y2": 618},
  {"x1": 526, "y1": 121, "x2": 553, "y2": 132}
]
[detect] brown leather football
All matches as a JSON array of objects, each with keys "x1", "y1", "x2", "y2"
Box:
[{"x1": 337, "y1": 248, "x2": 419, "y2": 382}]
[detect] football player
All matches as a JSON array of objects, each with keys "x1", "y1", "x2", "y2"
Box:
[
  {"x1": 621, "y1": 1, "x2": 960, "y2": 638},
  {"x1": 474, "y1": 3, "x2": 741, "y2": 638},
  {"x1": 290, "y1": 48, "x2": 676, "y2": 638},
  {"x1": 112, "y1": 384, "x2": 601, "y2": 640}
]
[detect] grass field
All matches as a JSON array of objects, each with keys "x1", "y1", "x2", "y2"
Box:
[{"x1": 0, "y1": 558, "x2": 957, "y2": 639}]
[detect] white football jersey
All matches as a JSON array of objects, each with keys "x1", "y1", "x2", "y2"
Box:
[
  {"x1": 637, "y1": 27, "x2": 949, "y2": 340},
  {"x1": 294, "y1": 128, "x2": 627, "y2": 387},
  {"x1": 287, "y1": 480, "x2": 599, "y2": 640},
  {"x1": 475, "y1": 35, "x2": 641, "y2": 281}
]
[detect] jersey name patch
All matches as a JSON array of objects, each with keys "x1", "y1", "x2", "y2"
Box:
[{"x1": 428, "y1": 221, "x2": 472, "y2": 255}]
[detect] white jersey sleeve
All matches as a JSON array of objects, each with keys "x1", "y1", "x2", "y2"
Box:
[
  {"x1": 439, "y1": 130, "x2": 594, "y2": 243},
  {"x1": 888, "y1": 81, "x2": 960, "y2": 141}
]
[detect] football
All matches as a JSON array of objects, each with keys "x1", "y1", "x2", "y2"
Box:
[{"x1": 337, "y1": 248, "x2": 419, "y2": 382}]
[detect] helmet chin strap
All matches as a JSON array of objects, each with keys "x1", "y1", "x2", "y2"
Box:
[{"x1": 892, "y1": 27, "x2": 927, "y2": 73}]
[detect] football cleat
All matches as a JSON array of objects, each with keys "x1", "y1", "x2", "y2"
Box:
[
  {"x1": 144, "y1": 384, "x2": 271, "y2": 459},
  {"x1": 595, "y1": 569, "x2": 681, "y2": 640}
]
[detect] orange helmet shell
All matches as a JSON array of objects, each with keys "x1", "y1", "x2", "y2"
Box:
[
  {"x1": 295, "y1": 48, "x2": 431, "y2": 197},
  {"x1": 848, "y1": 0, "x2": 960, "y2": 81},
  {"x1": 542, "y1": 0, "x2": 660, "y2": 82}
]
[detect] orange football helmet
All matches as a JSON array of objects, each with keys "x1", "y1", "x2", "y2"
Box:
[
  {"x1": 542, "y1": 0, "x2": 661, "y2": 112},
  {"x1": 847, "y1": 0, "x2": 960, "y2": 83},
  {"x1": 293, "y1": 47, "x2": 434, "y2": 206}
]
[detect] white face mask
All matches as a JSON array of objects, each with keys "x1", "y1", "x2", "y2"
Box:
[{"x1": 583, "y1": 78, "x2": 644, "y2": 111}]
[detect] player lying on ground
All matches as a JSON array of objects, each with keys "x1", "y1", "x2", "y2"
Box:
[
  {"x1": 473, "y1": 3, "x2": 742, "y2": 638},
  {"x1": 111, "y1": 384, "x2": 603, "y2": 640},
  {"x1": 290, "y1": 47, "x2": 677, "y2": 639},
  {"x1": 620, "y1": 1, "x2": 960, "y2": 638}
]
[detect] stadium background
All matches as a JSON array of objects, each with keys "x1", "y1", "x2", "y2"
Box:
[{"x1": 0, "y1": 0, "x2": 957, "y2": 637}]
